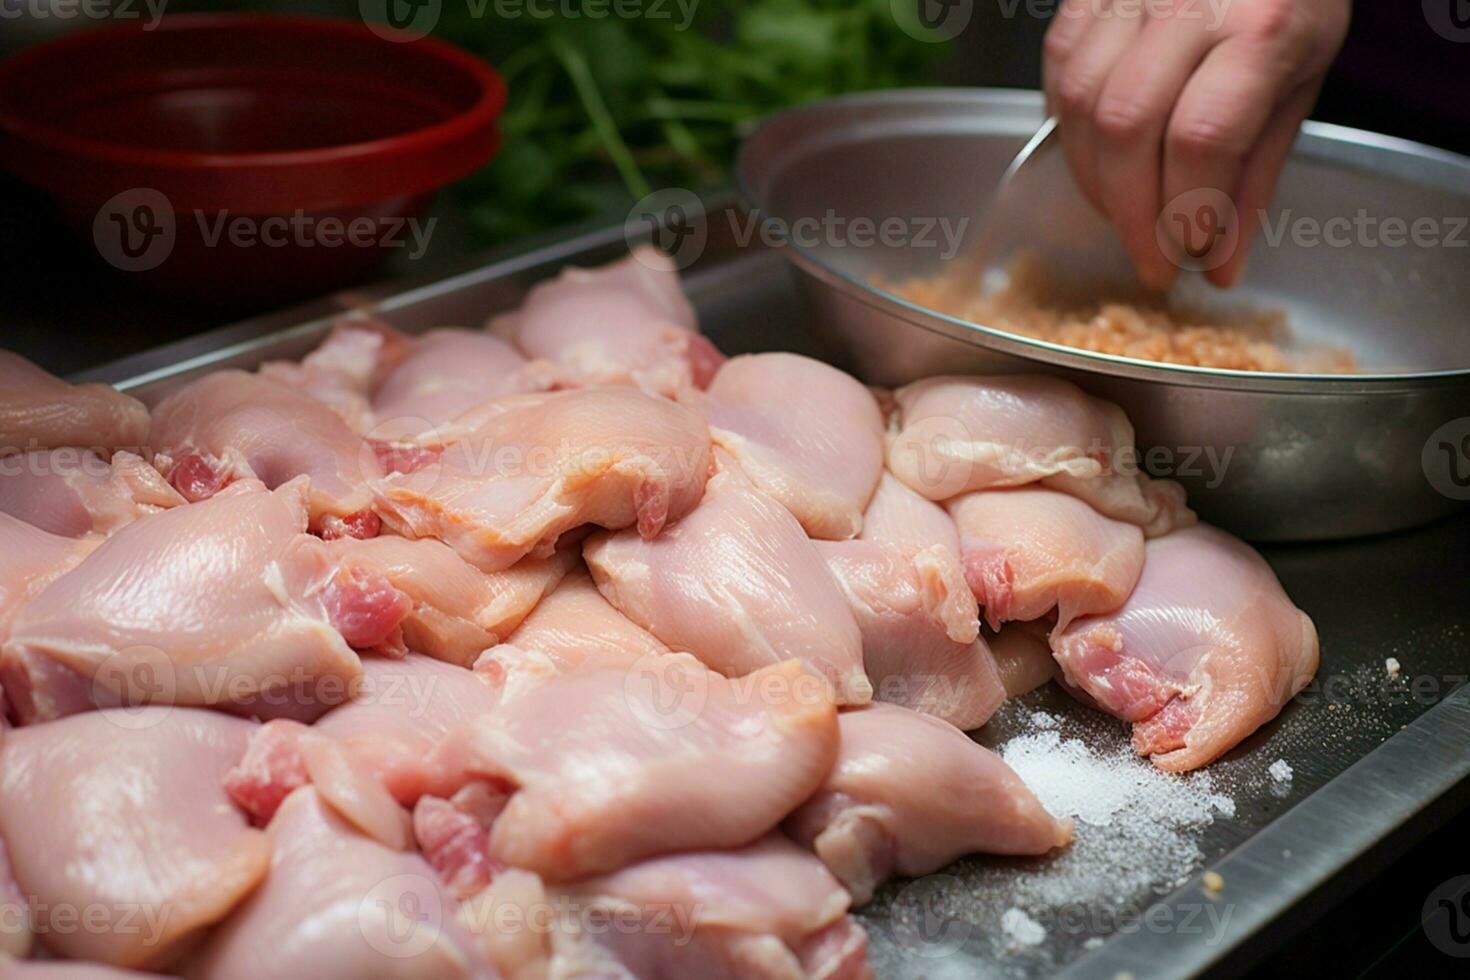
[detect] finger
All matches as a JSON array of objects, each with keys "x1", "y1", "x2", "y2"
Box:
[
  {"x1": 1042, "y1": 0, "x2": 1098, "y2": 115},
  {"x1": 1092, "y1": 17, "x2": 1217, "y2": 291},
  {"x1": 1053, "y1": 9, "x2": 1144, "y2": 213},
  {"x1": 1160, "y1": 35, "x2": 1298, "y2": 249},
  {"x1": 1207, "y1": 83, "x2": 1319, "y2": 287}
]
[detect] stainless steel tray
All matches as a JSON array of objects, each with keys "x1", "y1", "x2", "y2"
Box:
[{"x1": 80, "y1": 206, "x2": 1470, "y2": 980}]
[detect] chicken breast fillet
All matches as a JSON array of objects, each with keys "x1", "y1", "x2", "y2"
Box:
[
  {"x1": 887, "y1": 374, "x2": 1193, "y2": 536},
  {"x1": 373, "y1": 387, "x2": 712, "y2": 573},
  {"x1": 0, "y1": 708, "x2": 269, "y2": 970},
  {"x1": 488, "y1": 246, "x2": 722, "y2": 397},
  {"x1": 691, "y1": 352, "x2": 885, "y2": 540},
  {"x1": 948, "y1": 487, "x2": 1144, "y2": 631},
  {"x1": 0, "y1": 350, "x2": 150, "y2": 457},
  {"x1": 1052, "y1": 523, "x2": 1319, "y2": 772},
  {"x1": 785, "y1": 702, "x2": 1072, "y2": 905},
  {"x1": 148, "y1": 369, "x2": 384, "y2": 538},
  {"x1": 585, "y1": 462, "x2": 870, "y2": 705},
  {"x1": 0, "y1": 449, "x2": 183, "y2": 537}
]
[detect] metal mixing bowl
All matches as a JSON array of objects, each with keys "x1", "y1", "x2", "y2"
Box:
[{"x1": 736, "y1": 89, "x2": 1470, "y2": 540}]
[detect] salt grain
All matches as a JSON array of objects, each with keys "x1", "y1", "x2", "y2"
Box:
[
  {"x1": 1385, "y1": 657, "x2": 1401, "y2": 677},
  {"x1": 1001, "y1": 907, "x2": 1046, "y2": 947},
  {"x1": 1268, "y1": 759, "x2": 1293, "y2": 782}
]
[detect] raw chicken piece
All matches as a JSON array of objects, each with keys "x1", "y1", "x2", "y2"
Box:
[
  {"x1": 370, "y1": 329, "x2": 556, "y2": 441},
  {"x1": 0, "y1": 959, "x2": 171, "y2": 978},
  {"x1": 585, "y1": 463, "x2": 871, "y2": 705},
  {"x1": 886, "y1": 375, "x2": 1193, "y2": 535},
  {"x1": 429, "y1": 658, "x2": 839, "y2": 881},
  {"x1": 0, "y1": 449, "x2": 183, "y2": 537},
  {"x1": 501, "y1": 565, "x2": 670, "y2": 670},
  {"x1": 948, "y1": 487, "x2": 1144, "y2": 631},
  {"x1": 374, "y1": 386, "x2": 712, "y2": 572},
  {"x1": 1052, "y1": 523, "x2": 1319, "y2": 772},
  {"x1": 224, "y1": 653, "x2": 501, "y2": 836},
  {"x1": 858, "y1": 471, "x2": 964, "y2": 557},
  {"x1": 816, "y1": 538, "x2": 1004, "y2": 730},
  {"x1": 259, "y1": 317, "x2": 413, "y2": 432},
  {"x1": 414, "y1": 782, "x2": 509, "y2": 900},
  {"x1": 0, "y1": 708, "x2": 269, "y2": 969},
  {"x1": 148, "y1": 369, "x2": 383, "y2": 537},
  {"x1": 786, "y1": 703, "x2": 1072, "y2": 905},
  {"x1": 322, "y1": 536, "x2": 575, "y2": 666},
  {"x1": 489, "y1": 247, "x2": 723, "y2": 396},
  {"x1": 691, "y1": 353, "x2": 884, "y2": 539},
  {"x1": 186, "y1": 787, "x2": 487, "y2": 980},
  {"x1": 455, "y1": 871, "x2": 550, "y2": 980},
  {"x1": 0, "y1": 350, "x2": 150, "y2": 455},
  {"x1": 1, "y1": 479, "x2": 405, "y2": 723},
  {"x1": 0, "y1": 513, "x2": 95, "y2": 644},
  {"x1": 1, "y1": 837, "x2": 31, "y2": 957},
  {"x1": 506, "y1": 836, "x2": 871, "y2": 980},
  {"x1": 988, "y1": 621, "x2": 1059, "y2": 697}
]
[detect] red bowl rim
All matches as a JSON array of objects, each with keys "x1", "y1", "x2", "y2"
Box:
[{"x1": 0, "y1": 12, "x2": 507, "y2": 209}]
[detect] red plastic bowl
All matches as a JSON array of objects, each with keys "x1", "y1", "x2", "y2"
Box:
[{"x1": 0, "y1": 13, "x2": 506, "y2": 307}]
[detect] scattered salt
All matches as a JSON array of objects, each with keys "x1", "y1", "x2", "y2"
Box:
[
  {"x1": 1385, "y1": 657, "x2": 1401, "y2": 676},
  {"x1": 1083, "y1": 937, "x2": 1104, "y2": 950},
  {"x1": 1001, "y1": 907, "x2": 1046, "y2": 947},
  {"x1": 1268, "y1": 759, "x2": 1293, "y2": 782},
  {"x1": 1029, "y1": 710, "x2": 1059, "y2": 729}
]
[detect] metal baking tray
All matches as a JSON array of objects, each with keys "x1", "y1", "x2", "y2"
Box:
[{"x1": 79, "y1": 205, "x2": 1470, "y2": 979}]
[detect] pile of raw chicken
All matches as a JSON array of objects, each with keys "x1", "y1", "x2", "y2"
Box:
[{"x1": 0, "y1": 248, "x2": 1319, "y2": 979}]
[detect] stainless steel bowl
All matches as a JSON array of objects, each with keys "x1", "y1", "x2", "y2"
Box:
[{"x1": 736, "y1": 89, "x2": 1470, "y2": 541}]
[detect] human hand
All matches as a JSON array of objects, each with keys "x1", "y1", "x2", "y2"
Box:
[{"x1": 1042, "y1": 0, "x2": 1350, "y2": 290}]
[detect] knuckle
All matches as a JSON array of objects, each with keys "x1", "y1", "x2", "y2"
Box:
[
  {"x1": 1057, "y1": 68, "x2": 1102, "y2": 117},
  {"x1": 1094, "y1": 96, "x2": 1154, "y2": 144},
  {"x1": 1167, "y1": 116, "x2": 1249, "y2": 165}
]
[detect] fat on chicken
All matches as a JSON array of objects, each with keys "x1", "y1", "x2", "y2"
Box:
[
  {"x1": 948, "y1": 487, "x2": 1144, "y2": 631},
  {"x1": 427, "y1": 658, "x2": 839, "y2": 881},
  {"x1": 584, "y1": 461, "x2": 871, "y2": 706},
  {"x1": 322, "y1": 536, "x2": 576, "y2": 666},
  {"x1": 785, "y1": 703, "x2": 1072, "y2": 905},
  {"x1": 1, "y1": 479, "x2": 406, "y2": 723},
  {"x1": 462, "y1": 835, "x2": 870, "y2": 980},
  {"x1": 488, "y1": 246, "x2": 723, "y2": 397},
  {"x1": 887, "y1": 374, "x2": 1193, "y2": 536},
  {"x1": 185, "y1": 786, "x2": 488, "y2": 980},
  {"x1": 374, "y1": 386, "x2": 712, "y2": 572},
  {"x1": 0, "y1": 449, "x2": 183, "y2": 537},
  {"x1": 0, "y1": 350, "x2": 150, "y2": 456},
  {"x1": 690, "y1": 353, "x2": 885, "y2": 539},
  {"x1": 368, "y1": 329, "x2": 557, "y2": 442},
  {"x1": 1052, "y1": 523, "x2": 1320, "y2": 772},
  {"x1": 148, "y1": 370, "x2": 384, "y2": 538},
  {"x1": 0, "y1": 708, "x2": 269, "y2": 970}
]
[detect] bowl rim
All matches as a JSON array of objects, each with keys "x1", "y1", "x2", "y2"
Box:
[
  {"x1": 0, "y1": 12, "x2": 505, "y2": 188},
  {"x1": 736, "y1": 87, "x2": 1470, "y2": 394}
]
